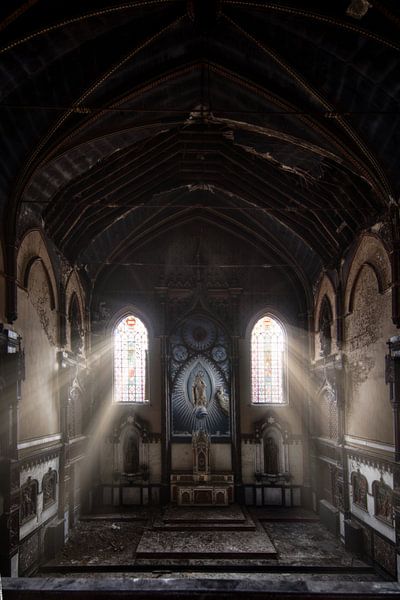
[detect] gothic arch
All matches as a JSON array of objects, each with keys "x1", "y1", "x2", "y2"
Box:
[
  {"x1": 249, "y1": 312, "x2": 288, "y2": 405},
  {"x1": 65, "y1": 269, "x2": 86, "y2": 352},
  {"x1": 17, "y1": 229, "x2": 58, "y2": 311},
  {"x1": 348, "y1": 263, "x2": 383, "y2": 315},
  {"x1": 344, "y1": 233, "x2": 391, "y2": 315}
]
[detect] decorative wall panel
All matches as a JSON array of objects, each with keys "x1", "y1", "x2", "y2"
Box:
[{"x1": 169, "y1": 314, "x2": 231, "y2": 440}]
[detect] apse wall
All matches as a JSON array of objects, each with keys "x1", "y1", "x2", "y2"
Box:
[{"x1": 90, "y1": 221, "x2": 309, "y2": 507}]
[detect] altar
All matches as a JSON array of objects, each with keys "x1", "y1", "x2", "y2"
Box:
[
  {"x1": 171, "y1": 430, "x2": 234, "y2": 505},
  {"x1": 171, "y1": 472, "x2": 234, "y2": 505}
]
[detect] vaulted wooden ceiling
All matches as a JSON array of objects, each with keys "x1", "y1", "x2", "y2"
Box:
[{"x1": 1, "y1": 0, "x2": 399, "y2": 287}]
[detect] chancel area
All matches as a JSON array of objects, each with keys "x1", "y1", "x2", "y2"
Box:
[{"x1": 1, "y1": 0, "x2": 400, "y2": 597}]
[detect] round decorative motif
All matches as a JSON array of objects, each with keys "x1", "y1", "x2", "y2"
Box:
[
  {"x1": 126, "y1": 316, "x2": 136, "y2": 328},
  {"x1": 212, "y1": 345, "x2": 227, "y2": 362},
  {"x1": 182, "y1": 316, "x2": 217, "y2": 351},
  {"x1": 173, "y1": 345, "x2": 188, "y2": 362}
]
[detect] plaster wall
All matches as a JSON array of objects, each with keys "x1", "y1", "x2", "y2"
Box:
[
  {"x1": 148, "y1": 441, "x2": 162, "y2": 482},
  {"x1": 241, "y1": 442, "x2": 256, "y2": 484},
  {"x1": 15, "y1": 285, "x2": 59, "y2": 441},
  {"x1": 171, "y1": 443, "x2": 192, "y2": 470},
  {"x1": 344, "y1": 268, "x2": 393, "y2": 444},
  {"x1": 288, "y1": 441, "x2": 304, "y2": 485}
]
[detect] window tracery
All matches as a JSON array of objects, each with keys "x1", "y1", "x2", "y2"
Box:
[
  {"x1": 251, "y1": 315, "x2": 286, "y2": 404},
  {"x1": 113, "y1": 315, "x2": 148, "y2": 403}
]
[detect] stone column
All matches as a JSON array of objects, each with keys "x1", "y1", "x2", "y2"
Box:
[
  {"x1": 229, "y1": 288, "x2": 242, "y2": 503},
  {"x1": 156, "y1": 287, "x2": 169, "y2": 504},
  {"x1": 57, "y1": 351, "x2": 72, "y2": 540},
  {"x1": 333, "y1": 353, "x2": 350, "y2": 541}
]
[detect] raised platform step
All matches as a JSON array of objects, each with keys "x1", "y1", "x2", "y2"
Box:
[
  {"x1": 251, "y1": 507, "x2": 319, "y2": 522},
  {"x1": 81, "y1": 508, "x2": 151, "y2": 521},
  {"x1": 9, "y1": 576, "x2": 397, "y2": 599},
  {"x1": 40, "y1": 564, "x2": 377, "y2": 575},
  {"x1": 154, "y1": 504, "x2": 256, "y2": 531},
  {"x1": 135, "y1": 529, "x2": 278, "y2": 560}
]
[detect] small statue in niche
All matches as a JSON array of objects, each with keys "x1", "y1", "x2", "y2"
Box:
[
  {"x1": 192, "y1": 370, "x2": 208, "y2": 420},
  {"x1": 264, "y1": 436, "x2": 279, "y2": 475},
  {"x1": 374, "y1": 481, "x2": 393, "y2": 523},
  {"x1": 42, "y1": 469, "x2": 57, "y2": 508},
  {"x1": 216, "y1": 387, "x2": 229, "y2": 415},
  {"x1": 352, "y1": 471, "x2": 368, "y2": 509},
  {"x1": 193, "y1": 371, "x2": 207, "y2": 406},
  {"x1": 123, "y1": 430, "x2": 139, "y2": 474},
  {"x1": 21, "y1": 479, "x2": 37, "y2": 523}
]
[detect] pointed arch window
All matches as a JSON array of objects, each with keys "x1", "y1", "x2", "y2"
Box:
[
  {"x1": 113, "y1": 315, "x2": 149, "y2": 403},
  {"x1": 251, "y1": 315, "x2": 287, "y2": 404}
]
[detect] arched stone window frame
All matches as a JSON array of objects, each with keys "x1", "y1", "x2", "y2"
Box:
[
  {"x1": 111, "y1": 308, "x2": 150, "y2": 404},
  {"x1": 249, "y1": 312, "x2": 288, "y2": 405}
]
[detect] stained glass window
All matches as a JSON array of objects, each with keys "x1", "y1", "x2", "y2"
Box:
[
  {"x1": 251, "y1": 315, "x2": 286, "y2": 404},
  {"x1": 114, "y1": 315, "x2": 148, "y2": 403}
]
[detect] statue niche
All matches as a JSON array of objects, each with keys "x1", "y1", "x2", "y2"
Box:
[
  {"x1": 319, "y1": 296, "x2": 333, "y2": 358},
  {"x1": 351, "y1": 471, "x2": 368, "y2": 510},
  {"x1": 264, "y1": 436, "x2": 279, "y2": 475},
  {"x1": 21, "y1": 478, "x2": 38, "y2": 524},
  {"x1": 255, "y1": 416, "x2": 292, "y2": 484},
  {"x1": 122, "y1": 428, "x2": 139, "y2": 474}
]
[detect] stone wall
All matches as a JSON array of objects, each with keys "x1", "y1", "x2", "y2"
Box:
[
  {"x1": 344, "y1": 235, "x2": 393, "y2": 444},
  {"x1": 15, "y1": 231, "x2": 60, "y2": 441}
]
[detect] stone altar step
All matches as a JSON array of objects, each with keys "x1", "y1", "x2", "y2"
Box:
[
  {"x1": 153, "y1": 503, "x2": 256, "y2": 531},
  {"x1": 135, "y1": 529, "x2": 278, "y2": 560}
]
